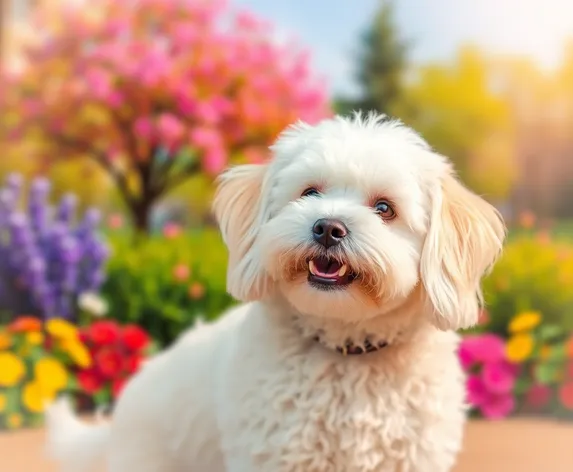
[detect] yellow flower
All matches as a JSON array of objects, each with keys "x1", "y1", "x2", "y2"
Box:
[
  {"x1": 0, "y1": 330, "x2": 12, "y2": 350},
  {"x1": 22, "y1": 380, "x2": 55, "y2": 413},
  {"x1": 0, "y1": 393, "x2": 6, "y2": 412},
  {"x1": 506, "y1": 333, "x2": 535, "y2": 362},
  {"x1": 508, "y1": 311, "x2": 542, "y2": 334},
  {"x1": 46, "y1": 318, "x2": 79, "y2": 341},
  {"x1": 0, "y1": 352, "x2": 26, "y2": 387},
  {"x1": 26, "y1": 331, "x2": 45, "y2": 346},
  {"x1": 60, "y1": 339, "x2": 92, "y2": 368},
  {"x1": 34, "y1": 357, "x2": 69, "y2": 393},
  {"x1": 6, "y1": 413, "x2": 23, "y2": 429}
]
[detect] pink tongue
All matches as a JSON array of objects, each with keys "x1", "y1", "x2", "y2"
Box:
[{"x1": 313, "y1": 257, "x2": 342, "y2": 277}]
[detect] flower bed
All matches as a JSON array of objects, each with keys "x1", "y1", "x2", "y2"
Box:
[
  {"x1": 461, "y1": 312, "x2": 573, "y2": 420},
  {"x1": 0, "y1": 317, "x2": 154, "y2": 430}
]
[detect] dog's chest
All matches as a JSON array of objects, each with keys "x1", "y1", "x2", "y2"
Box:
[{"x1": 217, "y1": 348, "x2": 464, "y2": 472}]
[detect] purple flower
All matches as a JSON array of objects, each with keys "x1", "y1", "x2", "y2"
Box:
[
  {"x1": 56, "y1": 193, "x2": 77, "y2": 224},
  {"x1": 0, "y1": 174, "x2": 109, "y2": 321},
  {"x1": 5, "y1": 173, "x2": 23, "y2": 195},
  {"x1": 30, "y1": 177, "x2": 51, "y2": 197}
]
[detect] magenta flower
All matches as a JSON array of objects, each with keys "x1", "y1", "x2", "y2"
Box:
[
  {"x1": 481, "y1": 361, "x2": 516, "y2": 394},
  {"x1": 480, "y1": 392, "x2": 515, "y2": 420},
  {"x1": 466, "y1": 375, "x2": 488, "y2": 407},
  {"x1": 459, "y1": 334, "x2": 506, "y2": 367}
]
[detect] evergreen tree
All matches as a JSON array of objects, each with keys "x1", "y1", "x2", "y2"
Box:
[{"x1": 336, "y1": 0, "x2": 409, "y2": 115}]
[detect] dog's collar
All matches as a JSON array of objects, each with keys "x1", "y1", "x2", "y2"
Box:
[{"x1": 314, "y1": 336, "x2": 389, "y2": 356}]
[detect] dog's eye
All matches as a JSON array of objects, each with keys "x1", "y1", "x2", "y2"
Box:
[
  {"x1": 374, "y1": 200, "x2": 396, "y2": 220},
  {"x1": 301, "y1": 187, "x2": 320, "y2": 198}
]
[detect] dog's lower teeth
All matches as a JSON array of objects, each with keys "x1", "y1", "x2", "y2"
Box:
[
  {"x1": 338, "y1": 264, "x2": 347, "y2": 277},
  {"x1": 308, "y1": 259, "x2": 318, "y2": 275}
]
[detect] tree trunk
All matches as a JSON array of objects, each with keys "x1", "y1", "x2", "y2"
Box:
[{"x1": 132, "y1": 199, "x2": 152, "y2": 235}]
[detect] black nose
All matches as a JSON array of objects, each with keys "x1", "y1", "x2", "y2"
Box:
[{"x1": 312, "y1": 218, "x2": 348, "y2": 248}]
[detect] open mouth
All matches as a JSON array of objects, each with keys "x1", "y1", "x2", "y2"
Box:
[{"x1": 307, "y1": 255, "x2": 356, "y2": 289}]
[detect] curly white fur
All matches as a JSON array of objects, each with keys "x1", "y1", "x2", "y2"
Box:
[{"x1": 46, "y1": 112, "x2": 505, "y2": 472}]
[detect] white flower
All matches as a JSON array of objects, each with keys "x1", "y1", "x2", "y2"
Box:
[{"x1": 78, "y1": 292, "x2": 108, "y2": 317}]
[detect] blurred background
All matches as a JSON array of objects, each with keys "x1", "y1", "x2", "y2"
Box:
[{"x1": 0, "y1": 0, "x2": 572, "y2": 469}]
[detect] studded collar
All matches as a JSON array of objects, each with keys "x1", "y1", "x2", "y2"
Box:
[{"x1": 314, "y1": 336, "x2": 389, "y2": 356}]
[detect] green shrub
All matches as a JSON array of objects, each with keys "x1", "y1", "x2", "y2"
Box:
[
  {"x1": 483, "y1": 234, "x2": 573, "y2": 336},
  {"x1": 102, "y1": 229, "x2": 236, "y2": 347}
]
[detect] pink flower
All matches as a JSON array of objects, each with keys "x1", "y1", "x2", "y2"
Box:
[
  {"x1": 133, "y1": 117, "x2": 155, "y2": 140},
  {"x1": 108, "y1": 213, "x2": 123, "y2": 230},
  {"x1": 188, "y1": 282, "x2": 205, "y2": 300},
  {"x1": 466, "y1": 375, "x2": 488, "y2": 407},
  {"x1": 104, "y1": 91, "x2": 124, "y2": 108},
  {"x1": 171, "y1": 24, "x2": 200, "y2": 44},
  {"x1": 84, "y1": 68, "x2": 111, "y2": 100},
  {"x1": 203, "y1": 146, "x2": 227, "y2": 175},
  {"x1": 157, "y1": 113, "x2": 185, "y2": 147},
  {"x1": 459, "y1": 334, "x2": 506, "y2": 367},
  {"x1": 189, "y1": 127, "x2": 221, "y2": 149},
  {"x1": 235, "y1": 11, "x2": 265, "y2": 32},
  {"x1": 525, "y1": 384, "x2": 552, "y2": 409},
  {"x1": 195, "y1": 101, "x2": 220, "y2": 125},
  {"x1": 176, "y1": 89, "x2": 198, "y2": 115},
  {"x1": 480, "y1": 392, "x2": 515, "y2": 420},
  {"x1": 163, "y1": 222, "x2": 182, "y2": 239},
  {"x1": 172, "y1": 264, "x2": 190, "y2": 282},
  {"x1": 481, "y1": 361, "x2": 516, "y2": 394}
]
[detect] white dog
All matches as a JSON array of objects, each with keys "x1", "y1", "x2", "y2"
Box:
[{"x1": 46, "y1": 113, "x2": 505, "y2": 472}]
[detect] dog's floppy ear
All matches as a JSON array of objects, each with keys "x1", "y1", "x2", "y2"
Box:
[
  {"x1": 213, "y1": 164, "x2": 271, "y2": 302},
  {"x1": 420, "y1": 169, "x2": 506, "y2": 330}
]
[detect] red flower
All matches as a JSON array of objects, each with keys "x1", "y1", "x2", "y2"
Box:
[
  {"x1": 124, "y1": 355, "x2": 142, "y2": 375},
  {"x1": 88, "y1": 321, "x2": 121, "y2": 346},
  {"x1": 77, "y1": 369, "x2": 105, "y2": 395},
  {"x1": 558, "y1": 381, "x2": 573, "y2": 410},
  {"x1": 525, "y1": 384, "x2": 552, "y2": 410},
  {"x1": 95, "y1": 348, "x2": 124, "y2": 379},
  {"x1": 112, "y1": 377, "x2": 127, "y2": 399},
  {"x1": 122, "y1": 325, "x2": 150, "y2": 352},
  {"x1": 79, "y1": 331, "x2": 91, "y2": 345}
]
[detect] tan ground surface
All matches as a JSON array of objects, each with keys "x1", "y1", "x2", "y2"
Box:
[{"x1": 0, "y1": 419, "x2": 572, "y2": 471}]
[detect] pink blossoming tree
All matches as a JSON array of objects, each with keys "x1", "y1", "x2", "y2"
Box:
[{"x1": 1, "y1": 0, "x2": 329, "y2": 232}]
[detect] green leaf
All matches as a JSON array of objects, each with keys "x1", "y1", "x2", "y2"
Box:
[
  {"x1": 533, "y1": 363, "x2": 560, "y2": 385},
  {"x1": 538, "y1": 324, "x2": 564, "y2": 342},
  {"x1": 5, "y1": 386, "x2": 21, "y2": 414},
  {"x1": 547, "y1": 344, "x2": 567, "y2": 362}
]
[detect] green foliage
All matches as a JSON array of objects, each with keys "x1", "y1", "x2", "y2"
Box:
[
  {"x1": 336, "y1": 0, "x2": 409, "y2": 115},
  {"x1": 483, "y1": 235, "x2": 573, "y2": 336},
  {"x1": 102, "y1": 230, "x2": 235, "y2": 347}
]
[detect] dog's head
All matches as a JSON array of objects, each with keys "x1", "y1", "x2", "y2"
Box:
[{"x1": 213, "y1": 113, "x2": 505, "y2": 331}]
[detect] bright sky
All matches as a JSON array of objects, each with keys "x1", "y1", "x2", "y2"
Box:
[{"x1": 234, "y1": 0, "x2": 573, "y2": 96}]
